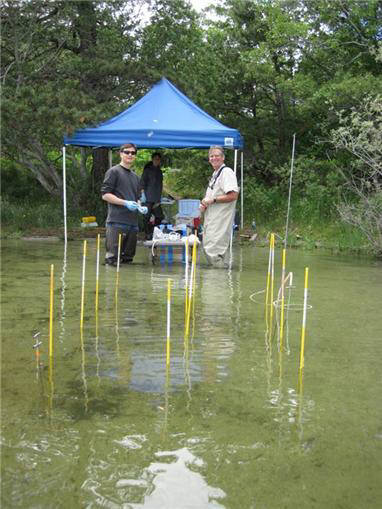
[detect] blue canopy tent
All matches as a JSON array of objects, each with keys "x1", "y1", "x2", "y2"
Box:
[{"x1": 62, "y1": 78, "x2": 244, "y2": 242}]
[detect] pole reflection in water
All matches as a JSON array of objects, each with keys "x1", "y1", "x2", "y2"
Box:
[
  {"x1": 264, "y1": 328, "x2": 273, "y2": 401},
  {"x1": 48, "y1": 350, "x2": 54, "y2": 419},
  {"x1": 115, "y1": 285, "x2": 120, "y2": 359},
  {"x1": 95, "y1": 234, "x2": 100, "y2": 315},
  {"x1": 183, "y1": 334, "x2": 192, "y2": 409},
  {"x1": 80, "y1": 328, "x2": 89, "y2": 413},
  {"x1": 115, "y1": 233, "x2": 122, "y2": 304},
  {"x1": 284, "y1": 272, "x2": 294, "y2": 355},
  {"x1": 166, "y1": 279, "x2": 171, "y2": 366},
  {"x1": 160, "y1": 365, "x2": 170, "y2": 441},
  {"x1": 80, "y1": 241, "x2": 87, "y2": 330},
  {"x1": 278, "y1": 347, "x2": 284, "y2": 417},
  {"x1": 297, "y1": 369, "x2": 304, "y2": 431},
  {"x1": 59, "y1": 244, "x2": 67, "y2": 344},
  {"x1": 279, "y1": 248, "x2": 287, "y2": 351},
  {"x1": 49, "y1": 264, "x2": 54, "y2": 360},
  {"x1": 33, "y1": 332, "x2": 48, "y2": 417},
  {"x1": 199, "y1": 268, "x2": 236, "y2": 385},
  {"x1": 95, "y1": 312, "x2": 101, "y2": 386}
]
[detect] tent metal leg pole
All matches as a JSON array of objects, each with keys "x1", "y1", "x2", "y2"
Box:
[
  {"x1": 108, "y1": 149, "x2": 113, "y2": 169},
  {"x1": 241, "y1": 151, "x2": 244, "y2": 230},
  {"x1": 63, "y1": 146, "x2": 67, "y2": 246},
  {"x1": 230, "y1": 149, "x2": 238, "y2": 254}
]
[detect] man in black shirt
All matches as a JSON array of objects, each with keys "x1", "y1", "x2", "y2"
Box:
[
  {"x1": 101, "y1": 143, "x2": 141, "y2": 265},
  {"x1": 140, "y1": 152, "x2": 164, "y2": 240}
]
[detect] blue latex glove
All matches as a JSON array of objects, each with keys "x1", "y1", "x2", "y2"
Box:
[
  {"x1": 137, "y1": 205, "x2": 148, "y2": 215},
  {"x1": 140, "y1": 191, "x2": 146, "y2": 204},
  {"x1": 124, "y1": 200, "x2": 138, "y2": 211}
]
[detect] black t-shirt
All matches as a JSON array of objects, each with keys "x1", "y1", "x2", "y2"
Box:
[
  {"x1": 140, "y1": 162, "x2": 163, "y2": 203},
  {"x1": 101, "y1": 164, "x2": 140, "y2": 225}
]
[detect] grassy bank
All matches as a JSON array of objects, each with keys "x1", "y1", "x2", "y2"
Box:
[{"x1": 0, "y1": 196, "x2": 373, "y2": 256}]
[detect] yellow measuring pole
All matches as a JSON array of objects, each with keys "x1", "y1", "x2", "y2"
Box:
[
  {"x1": 49, "y1": 264, "x2": 54, "y2": 358},
  {"x1": 299, "y1": 267, "x2": 309, "y2": 372}
]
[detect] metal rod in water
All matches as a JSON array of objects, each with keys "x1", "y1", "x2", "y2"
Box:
[
  {"x1": 166, "y1": 279, "x2": 172, "y2": 366},
  {"x1": 279, "y1": 248, "x2": 286, "y2": 351},
  {"x1": 299, "y1": 267, "x2": 309, "y2": 372},
  {"x1": 49, "y1": 264, "x2": 54, "y2": 358},
  {"x1": 80, "y1": 241, "x2": 87, "y2": 329},
  {"x1": 284, "y1": 133, "x2": 296, "y2": 250}
]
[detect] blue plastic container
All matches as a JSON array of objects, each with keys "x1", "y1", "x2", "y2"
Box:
[{"x1": 178, "y1": 199, "x2": 200, "y2": 217}]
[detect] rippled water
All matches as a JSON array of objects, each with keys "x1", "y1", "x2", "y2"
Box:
[{"x1": 1, "y1": 238, "x2": 382, "y2": 508}]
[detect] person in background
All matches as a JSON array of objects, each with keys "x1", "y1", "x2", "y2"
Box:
[
  {"x1": 199, "y1": 146, "x2": 239, "y2": 268},
  {"x1": 140, "y1": 152, "x2": 164, "y2": 240},
  {"x1": 101, "y1": 142, "x2": 142, "y2": 266}
]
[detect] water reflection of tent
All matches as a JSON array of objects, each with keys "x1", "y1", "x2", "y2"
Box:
[
  {"x1": 120, "y1": 448, "x2": 226, "y2": 508},
  {"x1": 62, "y1": 77, "x2": 244, "y2": 242}
]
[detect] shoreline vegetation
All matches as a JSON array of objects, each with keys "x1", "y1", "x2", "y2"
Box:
[
  {"x1": 0, "y1": 226, "x2": 378, "y2": 259},
  {"x1": 1, "y1": 220, "x2": 374, "y2": 259}
]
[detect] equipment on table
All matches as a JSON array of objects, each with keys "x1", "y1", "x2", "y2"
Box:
[{"x1": 174, "y1": 199, "x2": 201, "y2": 230}]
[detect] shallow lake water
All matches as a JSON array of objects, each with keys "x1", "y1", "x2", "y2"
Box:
[{"x1": 1, "y1": 238, "x2": 382, "y2": 508}]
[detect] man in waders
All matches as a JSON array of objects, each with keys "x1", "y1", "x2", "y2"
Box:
[{"x1": 199, "y1": 146, "x2": 239, "y2": 268}]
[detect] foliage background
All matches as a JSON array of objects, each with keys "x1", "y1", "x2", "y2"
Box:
[{"x1": 1, "y1": 0, "x2": 381, "y2": 253}]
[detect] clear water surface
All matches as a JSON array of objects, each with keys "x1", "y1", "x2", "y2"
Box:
[{"x1": 1, "y1": 238, "x2": 381, "y2": 508}]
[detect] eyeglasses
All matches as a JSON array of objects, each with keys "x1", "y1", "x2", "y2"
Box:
[{"x1": 122, "y1": 150, "x2": 137, "y2": 155}]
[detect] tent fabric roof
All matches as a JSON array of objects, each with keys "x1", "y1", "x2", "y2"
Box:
[{"x1": 64, "y1": 77, "x2": 243, "y2": 149}]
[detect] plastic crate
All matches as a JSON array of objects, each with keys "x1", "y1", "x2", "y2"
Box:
[
  {"x1": 178, "y1": 199, "x2": 200, "y2": 217},
  {"x1": 82, "y1": 216, "x2": 96, "y2": 223}
]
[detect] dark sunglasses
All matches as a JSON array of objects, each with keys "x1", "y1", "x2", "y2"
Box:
[{"x1": 122, "y1": 150, "x2": 137, "y2": 155}]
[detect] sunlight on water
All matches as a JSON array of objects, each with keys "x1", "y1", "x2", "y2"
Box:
[{"x1": 1, "y1": 239, "x2": 382, "y2": 508}]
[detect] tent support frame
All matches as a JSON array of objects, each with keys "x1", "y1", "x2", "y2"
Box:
[
  {"x1": 62, "y1": 145, "x2": 244, "y2": 246},
  {"x1": 63, "y1": 146, "x2": 67, "y2": 245}
]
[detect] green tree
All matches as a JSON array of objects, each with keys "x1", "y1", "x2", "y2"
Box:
[
  {"x1": 139, "y1": 0, "x2": 205, "y2": 90},
  {"x1": 1, "y1": 0, "x2": 143, "y2": 204},
  {"x1": 331, "y1": 92, "x2": 382, "y2": 255},
  {"x1": 295, "y1": 0, "x2": 382, "y2": 158}
]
